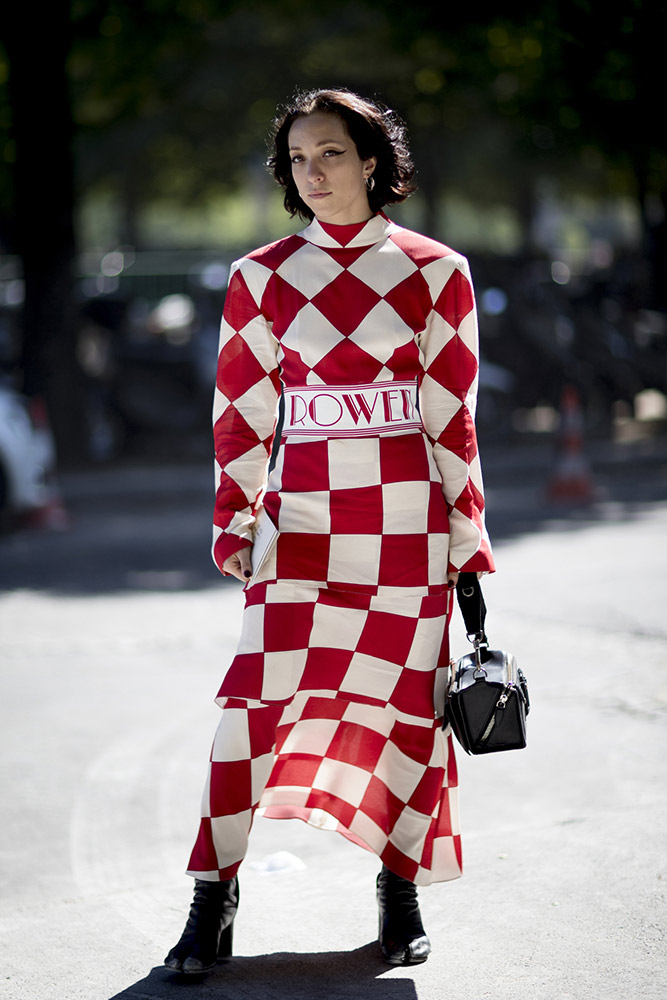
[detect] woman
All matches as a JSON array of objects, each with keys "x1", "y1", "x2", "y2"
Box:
[{"x1": 165, "y1": 88, "x2": 494, "y2": 974}]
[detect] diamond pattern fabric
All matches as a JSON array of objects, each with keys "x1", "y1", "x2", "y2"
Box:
[{"x1": 190, "y1": 213, "x2": 494, "y2": 886}]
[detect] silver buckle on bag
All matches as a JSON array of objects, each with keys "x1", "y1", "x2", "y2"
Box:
[{"x1": 468, "y1": 631, "x2": 488, "y2": 677}]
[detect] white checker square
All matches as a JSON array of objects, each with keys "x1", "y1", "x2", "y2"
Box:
[
  {"x1": 327, "y1": 533, "x2": 382, "y2": 585},
  {"x1": 348, "y1": 300, "x2": 412, "y2": 362},
  {"x1": 420, "y1": 255, "x2": 458, "y2": 303},
  {"x1": 310, "y1": 601, "x2": 368, "y2": 651},
  {"x1": 381, "y1": 481, "x2": 430, "y2": 534},
  {"x1": 225, "y1": 443, "x2": 273, "y2": 502},
  {"x1": 313, "y1": 759, "x2": 373, "y2": 807},
  {"x1": 210, "y1": 708, "x2": 252, "y2": 762},
  {"x1": 258, "y1": 786, "x2": 311, "y2": 810},
  {"x1": 278, "y1": 718, "x2": 340, "y2": 757},
  {"x1": 251, "y1": 751, "x2": 277, "y2": 801},
  {"x1": 235, "y1": 603, "x2": 265, "y2": 655},
  {"x1": 276, "y1": 243, "x2": 343, "y2": 298},
  {"x1": 210, "y1": 810, "x2": 254, "y2": 863},
  {"x1": 341, "y1": 700, "x2": 394, "y2": 736},
  {"x1": 283, "y1": 304, "x2": 346, "y2": 368},
  {"x1": 432, "y1": 444, "x2": 470, "y2": 501},
  {"x1": 347, "y1": 242, "x2": 418, "y2": 296},
  {"x1": 429, "y1": 835, "x2": 462, "y2": 881},
  {"x1": 261, "y1": 648, "x2": 308, "y2": 701},
  {"x1": 327, "y1": 437, "x2": 381, "y2": 489},
  {"x1": 278, "y1": 491, "x2": 331, "y2": 534},
  {"x1": 388, "y1": 805, "x2": 431, "y2": 862},
  {"x1": 236, "y1": 257, "x2": 274, "y2": 308},
  {"x1": 339, "y1": 651, "x2": 400, "y2": 703},
  {"x1": 427, "y1": 532, "x2": 449, "y2": 586},
  {"x1": 404, "y1": 612, "x2": 446, "y2": 671},
  {"x1": 348, "y1": 810, "x2": 389, "y2": 854},
  {"x1": 374, "y1": 740, "x2": 424, "y2": 804}
]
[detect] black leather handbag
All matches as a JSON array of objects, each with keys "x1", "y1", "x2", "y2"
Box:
[{"x1": 445, "y1": 574, "x2": 530, "y2": 755}]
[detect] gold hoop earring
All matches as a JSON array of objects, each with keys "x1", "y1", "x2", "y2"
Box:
[{"x1": 366, "y1": 175, "x2": 376, "y2": 192}]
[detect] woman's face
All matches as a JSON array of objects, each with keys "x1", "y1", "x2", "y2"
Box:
[{"x1": 288, "y1": 111, "x2": 377, "y2": 225}]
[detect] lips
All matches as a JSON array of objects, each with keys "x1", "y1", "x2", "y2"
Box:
[{"x1": 309, "y1": 191, "x2": 331, "y2": 198}]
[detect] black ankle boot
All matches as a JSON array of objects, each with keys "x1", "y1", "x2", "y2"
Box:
[
  {"x1": 164, "y1": 877, "x2": 239, "y2": 974},
  {"x1": 376, "y1": 865, "x2": 431, "y2": 965}
]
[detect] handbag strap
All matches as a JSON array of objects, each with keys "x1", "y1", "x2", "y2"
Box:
[{"x1": 455, "y1": 572, "x2": 489, "y2": 648}]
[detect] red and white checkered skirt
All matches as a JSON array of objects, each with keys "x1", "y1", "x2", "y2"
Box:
[{"x1": 187, "y1": 429, "x2": 463, "y2": 886}]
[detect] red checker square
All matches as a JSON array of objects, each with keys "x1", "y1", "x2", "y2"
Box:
[
  {"x1": 445, "y1": 732, "x2": 458, "y2": 786},
  {"x1": 262, "y1": 600, "x2": 314, "y2": 653},
  {"x1": 277, "y1": 344, "x2": 312, "y2": 386},
  {"x1": 214, "y1": 407, "x2": 263, "y2": 462},
  {"x1": 432, "y1": 787, "x2": 456, "y2": 838},
  {"x1": 382, "y1": 340, "x2": 421, "y2": 379},
  {"x1": 280, "y1": 439, "x2": 330, "y2": 492},
  {"x1": 248, "y1": 233, "x2": 306, "y2": 272},
  {"x1": 436, "y1": 407, "x2": 477, "y2": 461},
  {"x1": 222, "y1": 271, "x2": 262, "y2": 327},
  {"x1": 300, "y1": 647, "x2": 353, "y2": 692},
  {"x1": 426, "y1": 482, "x2": 449, "y2": 533},
  {"x1": 378, "y1": 433, "x2": 429, "y2": 485},
  {"x1": 390, "y1": 230, "x2": 453, "y2": 268},
  {"x1": 389, "y1": 667, "x2": 438, "y2": 718},
  {"x1": 261, "y1": 272, "x2": 309, "y2": 335},
  {"x1": 326, "y1": 720, "x2": 387, "y2": 772},
  {"x1": 266, "y1": 754, "x2": 320, "y2": 790},
  {"x1": 433, "y1": 267, "x2": 474, "y2": 330},
  {"x1": 390, "y1": 719, "x2": 437, "y2": 766},
  {"x1": 418, "y1": 592, "x2": 450, "y2": 622},
  {"x1": 378, "y1": 534, "x2": 430, "y2": 587},
  {"x1": 209, "y1": 759, "x2": 253, "y2": 815},
  {"x1": 383, "y1": 270, "x2": 431, "y2": 333},
  {"x1": 295, "y1": 695, "x2": 348, "y2": 722},
  {"x1": 217, "y1": 332, "x2": 271, "y2": 402},
  {"x1": 407, "y1": 766, "x2": 444, "y2": 816},
  {"x1": 305, "y1": 790, "x2": 357, "y2": 830},
  {"x1": 275, "y1": 533, "x2": 330, "y2": 580},
  {"x1": 329, "y1": 486, "x2": 383, "y2": 535},
  {"x1": 216, "y1": 652, "x2": 265, "y2": 701},
  {"x1": 312, "y1": 339, "x2": 384, "y2": 384},
  {"x1": 247, "y1": 704, "x2": 284, "y2": 758},
  {"x1": 359, "y1": 774, "x2": 405, "y2": 834},
  {"x1": 187, "y1": 818, "x2": 217, "y2": 873},
  {"x1": 310, "y1": 270, "x2": 381, "y2": 336},
  {"x1": 381, "y1": 841, "x2": 419, "y2": 883},
  {"x1": 426, "y1": 337, "x2": 478, "y2": 403},
  {"x1": 356, "y1": 610, "x2": 417, "y2": 667}
]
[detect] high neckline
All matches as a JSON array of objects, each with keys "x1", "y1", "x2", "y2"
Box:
[
  {"x1": 302, "y1": 212, "x2": 401, "y2": 249},
  {"x1": 317, "y1": 218, "x2": 375, "y2": 246}
]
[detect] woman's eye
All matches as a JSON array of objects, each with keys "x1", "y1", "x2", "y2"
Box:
[
  {"x1": 290, "y1": 155, "x2": 304, "y2": 164},
  {"x1": 323, "y1": 149, "x2": 343, "y2": 157}
]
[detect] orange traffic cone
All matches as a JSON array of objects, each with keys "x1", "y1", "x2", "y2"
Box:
[{"x1": 546, "y1": 384, "x2": 596, "y2": 503}]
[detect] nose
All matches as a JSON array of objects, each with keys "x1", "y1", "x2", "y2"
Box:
[{"x1": 306, "y1": 158, "x2": 324, "y2": 183}]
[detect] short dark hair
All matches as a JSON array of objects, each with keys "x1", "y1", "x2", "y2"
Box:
[{"x1": 268, "y1": 88, "x2": 416, "y2": 221}]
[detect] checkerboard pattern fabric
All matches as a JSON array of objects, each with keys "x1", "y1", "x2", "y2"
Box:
[{"x1": 188, "y1": 213, "x2": 494, "y2": 885}]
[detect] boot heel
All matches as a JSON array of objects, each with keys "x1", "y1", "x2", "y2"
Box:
[{"x1": 217, "y1": 920, "x2": 233, "y2": 960}]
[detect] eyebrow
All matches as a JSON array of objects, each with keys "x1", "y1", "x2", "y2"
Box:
[{"x1": 288, "y1": 139, "x2": 346, "y2": 150}]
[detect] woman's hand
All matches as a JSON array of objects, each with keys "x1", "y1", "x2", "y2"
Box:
[{"x1": 223, "y1": 547, "x2": 253, "y2": 582}]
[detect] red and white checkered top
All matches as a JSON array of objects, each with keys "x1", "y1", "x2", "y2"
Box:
[{"x1": 212, "y1": 212, "x2": 494, "y2": 586}]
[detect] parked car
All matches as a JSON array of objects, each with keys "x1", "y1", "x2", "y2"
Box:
[{"x1": 0, "y1": 383, "x2": 57, "y2": 529}]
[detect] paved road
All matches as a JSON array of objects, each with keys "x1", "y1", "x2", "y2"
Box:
[{"x1": 1, "y1": 434, "x2": 666, "y2": 999}]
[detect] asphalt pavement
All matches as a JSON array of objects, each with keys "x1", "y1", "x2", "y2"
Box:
[{"x1": 1, "y1": 428, "x2": 666, "y2": 1000}]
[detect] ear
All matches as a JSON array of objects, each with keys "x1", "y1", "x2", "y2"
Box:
[{"x1": 363, "y1": 155, "x2": 377, "y2": 178}]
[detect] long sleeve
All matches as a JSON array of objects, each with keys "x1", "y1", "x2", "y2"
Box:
[
  {"x1": 212, "y1": 259, "x2": 281, "y2": 574},
  {"x1": 417, "y1": 253, "x2": 495, "y2": 574}
]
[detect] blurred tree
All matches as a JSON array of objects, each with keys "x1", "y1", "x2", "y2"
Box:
[
  {"x1": 4, "y1": 2, "x2": 87, "y2": 463},
  {"x1": 0, "y1": 0, "x2": 664, "y2": 466}
]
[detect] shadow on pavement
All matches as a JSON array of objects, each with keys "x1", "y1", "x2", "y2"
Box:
[{"x1": 109, "y1": 945, "x2": 418, "y2": 999}]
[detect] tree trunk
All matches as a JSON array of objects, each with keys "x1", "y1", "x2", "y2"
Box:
[{"x1": 5, "y1": 1, "x2": 87, "y2": 465}]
